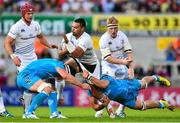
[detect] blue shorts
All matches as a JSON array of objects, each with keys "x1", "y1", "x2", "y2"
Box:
[
  {"x1": 16, "y1": 71, "x2": 41, "y2": 91},
  {"x1": 103, "y1": 78, "x2": 141, "y2": 108}
]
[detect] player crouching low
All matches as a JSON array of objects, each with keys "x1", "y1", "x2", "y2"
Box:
[{"x1": 16, "y1": 58, "x2": 90, "y2": 119}]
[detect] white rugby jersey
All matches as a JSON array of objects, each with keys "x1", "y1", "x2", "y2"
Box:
[
  {"x1": 99, "y1": 31, "x2": 132, "y2": 78},
  {"x1": 8, "y1": 19, "x2": 41, "y2": 71},
  {"x1": 63, "y1": 32, "x2": 97, "y2": 65}
]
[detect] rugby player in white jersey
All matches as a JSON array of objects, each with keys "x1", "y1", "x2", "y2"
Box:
[
  {"x1": 97, "y1": 16, "x2": 134, "y2": 118},
  {"x1": 59, "y1": 18, "x2": 115, "y2": 118},
  {"x1": 4, "y1": 2, "x2": 59, "y2": 118}
]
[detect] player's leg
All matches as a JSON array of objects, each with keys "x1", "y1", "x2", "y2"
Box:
[
  {"x1": 115, "y1": 104, "x2": 126, "y2": 118},
  {"x1": 134, "y1": 98, "x2": 174, "y2": 111},
  {"x1": 47, "y1": 78, "x2": 67, "y2": 119},
  {"x1": 140, "y1": 75, "x2": 171, "y2": 89},
  {"x1": 114, "y1": 65, "x2": 129, "y2": 118},
  {"x1": 55, "y1": 80, "x2": 65, "y2": 105},
  {"x1": 24, "y1": 79, "x2": 52, "y2": 119},
  {"x1": 22, "y1": 91, "x2": 33, "y2": 113},
  {"x1": 93, "y1": 62, "x2": 115, "y2": 118},
  {"x1": 0, "y1": 88, "x2": 13, "y2": 117}
]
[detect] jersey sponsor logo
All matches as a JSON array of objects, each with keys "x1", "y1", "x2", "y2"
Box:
[
  {"x1": 20, "y1": 29, "x2": 25, "y2": 32},
  {"x1": 25, "y1": 77, "x2": 31, "y2": 83},
  {"x1": 20, "y1": 36, "x2": 36, "y2": 40}
]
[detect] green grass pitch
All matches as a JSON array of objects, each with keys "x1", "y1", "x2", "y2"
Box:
[{"x1": 0, "y1": 106, "x2": 180, "y2": 122}]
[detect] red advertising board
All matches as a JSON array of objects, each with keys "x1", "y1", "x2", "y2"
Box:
[
  {"x1": 74, "y1": 87, "x2": 180, "y2": 107},
  {"x1": 138, "y1": 87, "x2": 180, "y2": 107},
  {"x1": 74, "y1": 88, "x2": 90, "y2": 107}
]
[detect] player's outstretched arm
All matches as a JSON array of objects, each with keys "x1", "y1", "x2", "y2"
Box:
[
  {"x1": 82, "y1": 70, "x2": 109, "y2": 89},
  {"x1": 56, "y1": 68, "x2": 90, "y2": 90}
]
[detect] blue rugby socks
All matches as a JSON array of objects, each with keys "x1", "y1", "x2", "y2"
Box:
[
  {"x1": 27, "y1": 91, "x2": 48, "y2": 113},
  {"x1": 48, "y1": 91, "x2": 58, "y2": 114}
]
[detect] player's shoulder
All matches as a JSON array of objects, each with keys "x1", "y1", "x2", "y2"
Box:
[
  {"x1": 117, "y1": 31, "x2": 127, "y2": 38},
  {"x1": 99, "y1": 32, "x2": 109, "y2": 43},
  {"x1": 31, "y1": 20, "x2": 40, "y2": 26},
  {"x1": 100, "y1": 32, "x2": 109, "y2": 39},
  {"x1": 79, "y1": 32, "x2": 92, "y2": 43},
  {"x1": 81, "y1": 32, "x2": 91, "y2": 39},
  {"x1": 12, "y1": 19, "x2": 23, "y2": 27},
  {"x1": 66, "y1": 32, "x2": 72, "y2": 37},
  {"x1": 65, "y1": 33, "x2": 73, "y2": 39}
]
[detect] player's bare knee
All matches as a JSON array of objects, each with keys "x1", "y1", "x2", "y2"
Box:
[
  {"x1": 37, "y1": 82, "x2": 52, "y2": 94},
  {"x1": 43, "y1": 86, "x2": 52, "y2": 94}
]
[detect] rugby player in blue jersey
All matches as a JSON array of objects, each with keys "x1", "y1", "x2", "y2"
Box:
[
  {"x1": 16, "y1": 58, "x2": 91, "y2": 119},
  {"x1": 82, "y1": 70, "x2": 174, "y2": 112}
]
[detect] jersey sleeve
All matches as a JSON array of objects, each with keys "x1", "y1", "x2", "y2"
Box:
[
  {"x1": 99, "y1": 36, "x2": 109, "y2": 50},
  {"x1": 77, "y1": 36, "x2": 91, "y2": 51},
  {"x1": 122, "y1": 34, "x2": 132, "y2": 52},
  {"x1": 36, "y1": 22, "x2": 41, "y2": 35},
  {"x1": 8, "y1": 24, "x2": 18, "y2": 39},
  {"x1": 99, "y1": 36, "x2": 111, "y2": 59}
]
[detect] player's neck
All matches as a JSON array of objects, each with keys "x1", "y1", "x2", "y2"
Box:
[
  {"x1": 75, "y1": 32, "x2": 84, "y2": 39},
  {"x1": 22, "y1": 18, "x2": 31, "y2": 26}
]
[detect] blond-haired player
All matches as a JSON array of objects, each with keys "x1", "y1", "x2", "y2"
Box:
[{"x1": 98, "y1": 16, "x2": 133, "y2": 118}]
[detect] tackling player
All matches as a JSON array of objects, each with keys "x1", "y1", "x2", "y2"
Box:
[
  {"x1": 16, "y1": 58, "x2": 91, "y2": 119},
  {"x1": 82, "y1": 70, "x2": 174, "y2": 113}
]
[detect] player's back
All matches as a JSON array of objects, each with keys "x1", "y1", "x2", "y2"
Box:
[
  {"x1": 100, "y1": 74, "x2": 141, "y2": 101},
  {"x1": 20, "y1": 58, "x2": 64, "y2": 79}
]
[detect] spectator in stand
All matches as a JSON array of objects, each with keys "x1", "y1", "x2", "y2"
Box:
[
  {"x1": 101, "y1": 0, "x2": 115, "y2": 13},
  {"x1": 1, "y1": 0, "x2": 180, "y2": 13},
  {"x1": 147, "y1": 0, "x2": 161, "y2": 13},
  {"x1": 156, "y1": 65, "x2": 170, "y2": 86},
  {"x1": 134, "y1": 64, "x2": 145, "y2": 79},
  {"x1": 172, "y1": 35, "x2": 180, "y2": 74},
  {"x1": 0, "y1": 54, "x2": 7, "y2": 87},
  {"x1": 165, "y1": 43, "x2": 176, "y2": 61},
  {"x1": 172, "y1": 35, "x2": 180, "y2": 61},
  {"x1": 146, "y1": 64, "x2": 156, "y2": 86},
  {"x1": 169, "y1": 0, "x2": 180, "y2": 13},
  {"x1": 146, "y1": 64, "x2": 156, "y2": 76},
  {"x1": 137, "y1": 0, "x2": 149, "y2": 13},
  {"x1": 0, "y1": 0, "x2": 4, "y2": 14}
]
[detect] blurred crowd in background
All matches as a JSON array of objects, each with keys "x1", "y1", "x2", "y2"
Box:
[{"x1": 0, "y1": 0, "x2": 180, "y2": 14}]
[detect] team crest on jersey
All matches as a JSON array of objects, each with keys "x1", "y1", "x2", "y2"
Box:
[
  {"x1": 21, "y1": 29, "x2": 25, "y2": 32},
  {"x1": 108, "y1": 42, "x2": 112, "y2": 45}
]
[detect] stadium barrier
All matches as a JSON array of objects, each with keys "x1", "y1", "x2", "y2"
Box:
[{"x1": 2, "y1": 86, "x2": 180, "y2": 107}]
